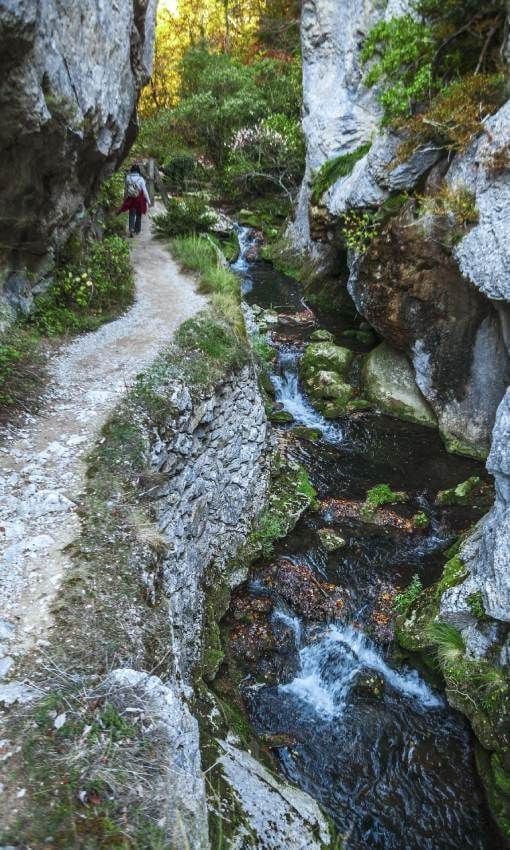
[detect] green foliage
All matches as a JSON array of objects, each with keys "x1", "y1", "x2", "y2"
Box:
[
  {"x1": 427, "y1": 620, "x2": 465, "y2": 667},
  {"x1": 153, "y1": 196, "x2": 216, "y2": 238},
  {"x1": 162, "y1": 153, "x2": 198, "y2": 190},
  {"x1": 361, "y1": 16, "x2": 434, "y2": 123},
  {"x1": 362, "y1": 0, "x2": 506, "y2": 128},
  {"x1": 362, "y1": 482, "x2": 408, "y2": 520},
  {"x1": 365, "y1": 483, "x2": 408, "y2": 509},
  {"x1": 138, "y1": 47, "x2": 303, "y2": 203},
  {"x1": 251, "y1": 331, "x2": 275, "y2": 366},
  {"x1": 0, "y1": 325, "x2": 42, "y2": 412},
  {"x1": 401, "y1": 73, "x2": 506, "y2": 154},
  {"x1": 419, "y1": 185, "x2": 479, "y2": 226},
  {"x1": 394, "y1": 574, "x2": 423, "y2": 614},
  {"x1": 311, "y1": 143, "x2": 372, "y2": 203},
  {"x1": 170, "y1": 234, "x2": 246, "y2": 344},
  {"x1": 175, "y1": 313, "x2": 246, "y2": 368},
  {"x1": 467, "y1": 591, "x2": 488, "y2": 621},
  {"x1": 412, "y1": 511, "x2": 430, "y2": 528},
  {"x1": 340, "y1": 209, "x2": 381, "y2": 254},
  {"x1": 96, "y1": 172, "x2": 125, "y2": 213},
  {"x1": 31, "y1": 236, "x2": 133, "y2": 336}
]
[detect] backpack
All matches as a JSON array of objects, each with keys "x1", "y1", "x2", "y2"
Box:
[{"x1": 125, "y1": 174, "x2": 140, "y2": 198}]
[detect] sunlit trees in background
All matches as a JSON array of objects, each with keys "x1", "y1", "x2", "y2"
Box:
[{"x1": 135, "y1": 0, "x2": 303, "y2": 205}]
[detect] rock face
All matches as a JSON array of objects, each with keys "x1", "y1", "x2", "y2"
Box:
[
  {"x1": 288, "y1": 0, "x2": 413, "y2": 254},
  {"x1": 350, "y1": 207, "x2": 510, "y2": 455},
  {"x1": 291, "y1": 0, "x2": 510, "y2": 459},
  {"x1": 149, "y1": 367, "x2": 270, "y2": 681},
  {"x1": 0, "y1": 0, "x2": 157, "y2": 309}
]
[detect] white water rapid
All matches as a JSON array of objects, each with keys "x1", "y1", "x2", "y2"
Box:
[{"x1": 281, "y1": 623, "x2": 443, "y2": 716}]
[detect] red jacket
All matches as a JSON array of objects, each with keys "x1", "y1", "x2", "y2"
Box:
[{"x1": 118, "y1": 191, "x2": 148, "y2": 215}]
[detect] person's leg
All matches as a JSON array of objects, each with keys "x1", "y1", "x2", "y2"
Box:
[
  {"x1": 128, "y1": 209, "x2": 136, "y2": 236},
  {"x1": 134, "y1": 211, "x2": 142, "y2": 234}
]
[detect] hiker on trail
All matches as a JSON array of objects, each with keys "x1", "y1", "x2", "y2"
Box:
[{"x1": 119, "y1": 164, "x2": 151, "y2": 236}]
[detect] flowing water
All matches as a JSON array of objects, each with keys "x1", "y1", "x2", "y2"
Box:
[{"x1": 224, "y1": 228, "x2": 499, "y2": 850}]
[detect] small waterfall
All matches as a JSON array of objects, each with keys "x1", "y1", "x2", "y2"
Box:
[
  {"x1": 231, "y1": 225, "x2": 254, "y2": 293},
  {"x1": 272, "y1": 608, "x2": 302, "y2": 649},
  {"x1": 272, "y1": 349, "x2": 342, "y2": 442},
  {"x1": 281, "y1": 623, "x2": 443, "y2": 716}
]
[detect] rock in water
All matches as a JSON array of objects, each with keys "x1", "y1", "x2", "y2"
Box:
[
  {"x1": 363, "y1": 342, "x2": 437, "y2": 428},
  {"x1": 317, "y1": 528, "x2": 346, "y2": 552},
  {"x1": 0, "y1": 0, "x2": 157, "y2": 309}
]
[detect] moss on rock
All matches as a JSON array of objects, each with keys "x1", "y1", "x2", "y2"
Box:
[{"x1": 435, "y1": 476, "x2": 493, "y2": 508}]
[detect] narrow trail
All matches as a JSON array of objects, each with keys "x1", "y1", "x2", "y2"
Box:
[{"x1": 0, "y1": 215, "x2": 206, "y2": 691}]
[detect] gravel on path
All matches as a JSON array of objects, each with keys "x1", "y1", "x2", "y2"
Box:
[{"x1": 0, "y1": 213, "x2": 205, "y2": 688}]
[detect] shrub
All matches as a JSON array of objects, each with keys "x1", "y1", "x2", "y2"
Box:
[
  {"x1": 311, "y1": 143, "x2": 372, "y2": 203},
  {"x1": 162, "y1": 154, "x2": 197, "y2": 190},
  {"x1": 419, "y1": 185, "x2": 479, "y2": 226},
  {"x1": 0, "y1": 325, "x2": 42, "y2": 413},
  {"x1": 400, "y1": 73, "x2": 506, "y2": 156},
  {"x1": 361, "y1": 16, "x2": 435, "y2": 123},
  {"x1": 31, "y1": 236, "x2": 133, "y2": 335},
  {"x1": 95, "y1": 171, "x2": 125, "y2": 213},
  {"x1": 152, "y1": 196, "x2": 216, "y2": 237},
  {"x1": 394, "y1": 574, "x2": 423, "y2": 614},
  {"x1": 340, "y1": 209, "x2": 381, "y2": 254},
  {"x1": 362, "y1": 1, "x2": 506, "y2": 128}
]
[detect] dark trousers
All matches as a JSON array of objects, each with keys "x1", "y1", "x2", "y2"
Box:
[{"x1": 129, "y1": 209, "x2": 142, "y2": 234}]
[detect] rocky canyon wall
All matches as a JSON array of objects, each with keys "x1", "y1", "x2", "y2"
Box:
[
  {"x1": 291, "y1": 0, "x2": 510, "y2": 586},
  {"x1": 0, "y1": 0, "x2": 157, "y2": 312}
]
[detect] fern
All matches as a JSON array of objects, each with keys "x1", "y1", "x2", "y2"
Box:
[{"x1": 311, "y1": 143, "x2": 371, "y2": 202}]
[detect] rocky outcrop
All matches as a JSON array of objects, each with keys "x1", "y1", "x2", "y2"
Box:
[
  {"x1": 350, "y1": 206, "x2": 510, "y2": 456},
  {"x1": 0, "y1": 0, "x2": 157, "y2": 310},
  {"x1": 291, "y1": 0, "x2": 510, "y2": 460},
  {"x1": 288, "y1": 0, "x2": 413, "y2": 255},
  {"x1": 363, "y1": 342, "x2": 437, "y2": 428},
  {"x1": 97, "y1": 363, "x2": 331, "y2": 847}
]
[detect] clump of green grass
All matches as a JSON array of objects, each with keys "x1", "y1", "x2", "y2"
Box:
[
  {"x1": 170, "y1": 235, "x2": 246, "y2": 342},
  {"x1": 466, "y1": 590, "x2": 488, "y2": 621},
  {"x1": 394, "y1": 574, "x2": 423, "y2": 614},
  {"x1": 312, "y1": 143, "x2": 372, "y2": 203},
  {"x1": 362, "y1": 483, "x2": 407, "y2": 517},
  {"x1": 427, "y1": 621, "x2": 465, "y2": 667},
  {"x1": 0, "y1": 324, "x2": 43, "y2": 417},
  {"x1": 3, "y1": 682, "x2": 171, "y2": 850},
  {"x1": 413, "y1": 511, "x2": 430, "y2": 529}
]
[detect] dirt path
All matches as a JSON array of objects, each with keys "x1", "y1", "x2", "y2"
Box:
[{"x1": 0, "y1": 214, "x2": 205, "y2": 694}]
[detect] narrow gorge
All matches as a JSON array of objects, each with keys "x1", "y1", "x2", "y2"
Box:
[{"x1": 0, "y1": 1, "x2": 509, "y2": 848}]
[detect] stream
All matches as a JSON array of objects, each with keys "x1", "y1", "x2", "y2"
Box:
[{"x1": 222, "y1": 228, "x2": 500, "y2": 850}]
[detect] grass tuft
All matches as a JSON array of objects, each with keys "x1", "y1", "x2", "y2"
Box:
[{"x1": 427, "y1": 621, "x2": 465, "y2": 667}]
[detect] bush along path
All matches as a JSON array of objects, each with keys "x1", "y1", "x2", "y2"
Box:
[{"x1": 0, "y1": 212, "x2": 206, "y2": 694}]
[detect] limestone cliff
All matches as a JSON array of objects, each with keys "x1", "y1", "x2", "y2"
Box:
[
  {"x1": 0, "y1": 0, "x2": 157, "y2": 311},
  {"x1": 291, "y1": 0, "x2": 510, "y2": 833},
  {"x1": 291, "y1": 0, "x2": 510, "y2": 460}
]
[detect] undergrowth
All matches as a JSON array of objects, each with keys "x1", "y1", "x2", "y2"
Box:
[
  {"x1": 394, "y1": 574, "x2": 423, "y2": 614},
  {"x1": 153, "y1": 196, "x2": 216, "y2": 237},
  {"x1": 30, "y1": 235, "x2": 134, "y2": 336}
]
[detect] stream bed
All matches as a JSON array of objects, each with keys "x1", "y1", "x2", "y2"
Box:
[{"x1": 221, "y1": 229, "x2": 499, "y2": 850}]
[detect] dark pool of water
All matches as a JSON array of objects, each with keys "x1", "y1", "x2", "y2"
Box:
[{"x1": 223, "y1": 229, "x2": 499, "y2": 850}]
